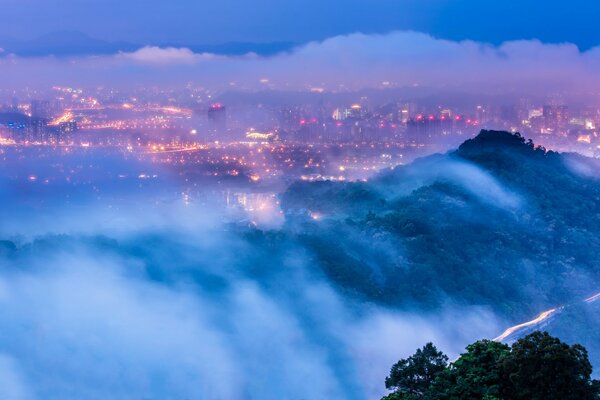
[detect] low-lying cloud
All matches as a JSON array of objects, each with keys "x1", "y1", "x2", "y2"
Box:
[
  {"x1": 0, "y1": 193, "x2": 503, "y2": 399},
  {"x1": 375, "y1": 157, "x2": 523, "y2": 211},
  {"x1": 117, "y1": 46, "x2": 219, "y2": 65},
  {"x1": 1, "y1": 31, "x2": 600, "y2": 95}
]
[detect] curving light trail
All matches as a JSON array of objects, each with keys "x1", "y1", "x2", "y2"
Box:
[
  {"x1": 493, "y1": 290, "x2": 600, "y2": 343},
  {"x1": 585, "y1": 292, "x2": 600, "y2": 304},
  {"x1": 493, "y1": 308, "x2": 560, "y2": 342}
]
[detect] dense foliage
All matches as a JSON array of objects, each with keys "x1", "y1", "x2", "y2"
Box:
[
  {"x1": 539, "y1": 301, "x2": 600, "y2": 380},
  {"x1": 385, "y1": 343, "x2": 448, "y2": 398},
  {"x1": 281, "y1": 131, "x2": 600, "y2": 319},
  {"x1": 382, "y1": 332, "x2": 600, "y2": 400}
]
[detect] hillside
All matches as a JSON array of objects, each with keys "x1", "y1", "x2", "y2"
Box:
[
  {"x1": 281, "y1": 130, "x2": 600, "y2": 320},
  {"x1": 0, "y1": 130, "x2": 597, "y2": 397}
]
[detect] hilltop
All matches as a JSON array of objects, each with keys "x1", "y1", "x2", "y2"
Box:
[{"x1": 281, "y1": 130, "x2": 600, "y2": 319}]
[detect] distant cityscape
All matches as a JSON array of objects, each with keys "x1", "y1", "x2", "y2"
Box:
[{"x1": 0, "y1": 86, "x2": 598, "y2": 193}]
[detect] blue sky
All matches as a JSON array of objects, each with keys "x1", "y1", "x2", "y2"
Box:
[
  {"x1": 0, "y1": 0, "x2": 598, "y2": 48},
  {"x1": 1, "y1": 0, "x2": 598, "y2": 93}
]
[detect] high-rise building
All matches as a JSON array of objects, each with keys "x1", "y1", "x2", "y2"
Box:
[
  {"x1": 543, "y1": 105, "x2": 569, "y2": 133},
  {"x1": 500, "y1": 105, "x2": 518, "y2": 125},
  {"x1": 407, "y1": 115, "x2": 441, "y2": 145},
  {"x1": 31, "y1": 100, "x2": 52, "y2": 119},
  {"x1": 348, "y1": 104, "x2": 363, "y2": 119},
  {"x1": 207, "y1": 103, "x2": 227, "y2": 137},
  {"x1": 332, "y1": 108, "x2": 349, "y2": 121}
]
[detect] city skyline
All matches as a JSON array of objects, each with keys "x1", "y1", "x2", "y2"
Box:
[{"x1": 0, "y1": 2, "x2": 598, "y2": 400}]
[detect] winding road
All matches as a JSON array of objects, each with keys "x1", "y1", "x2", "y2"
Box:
[{"x1": 493, "y1": 291, "x2": 600, "y2": 343}]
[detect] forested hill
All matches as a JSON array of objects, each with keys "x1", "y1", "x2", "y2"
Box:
[{"x1": 280, "y1": 130, "x2": 600, "y2": 320}]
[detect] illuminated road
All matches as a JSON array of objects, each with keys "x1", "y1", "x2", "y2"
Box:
[
  {"x1": 493, "y1": 291, "x2": 600, "y2": 343},
  {"x1": 48, "y1": 111, "x2": 74, "y2": 126},
  {"x1": 140, "y1": 146, "x2": 205, "y2": 154},
  {"x1": 493, "y1": 308, "x2": 560, "y2": 342},
  {"x1": 585, "y1": 292, "x2": 600, "y2": 304}
]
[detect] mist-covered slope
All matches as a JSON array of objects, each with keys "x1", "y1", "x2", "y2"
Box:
[
  {"x1": 0, "y1": 130, "x2": 598, "y2": 398},
  {"x1": 0, "y1": 220, "x2": 504, "y2": 400},
  {"x1": 281, "y1": 130, "x2": 600, "y2": 320}
]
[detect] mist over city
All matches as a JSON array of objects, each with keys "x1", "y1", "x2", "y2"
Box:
[{"x1": 0, "y1": 1, "x2": 599, "y2": 400}]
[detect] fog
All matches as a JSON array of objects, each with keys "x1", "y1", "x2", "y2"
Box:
[
  {"x1": 563, "y1": 153, "x2": 600, "y2": 180},
  {"x1": 0, "y1": 170, "x2": 503, "y2": 399},
  {"x1": 1, "y1": 31, "x2": 600, "y2": 96},
  {"x1": 374, "y1": 157, "x2": 523, "y2": 211},
  {"x1": 0, "y1": 129, "x2": 598, "y2": 398}
]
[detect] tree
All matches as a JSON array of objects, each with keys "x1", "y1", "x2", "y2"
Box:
[
  {"x1": 384, "y1": 343, "x2": 448, "y2": 399},
  {"x1": 381, "y1": 332, "x2": 599, "y2": 400},
  {"x1": 499, "y1": 331, "x2": 599, "y2": 400},
  {"x1": 430, "y1": 340, "x2": 510, "y2": 400}
]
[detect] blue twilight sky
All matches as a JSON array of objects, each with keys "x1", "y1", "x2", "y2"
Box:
[{"x1": 0, "y1": 0, "x2": 598, "y2": 49}]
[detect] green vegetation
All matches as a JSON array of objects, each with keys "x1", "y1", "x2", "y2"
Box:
[
  {"x1": 384, "y1": 342, "x2": 448, "y2": 400},
  {"x1": 280, "y1": 131, "x2": 600, "y2": 319},
  {"x1": 383, "y1": 332, "x2": 600, "y2": 400},
  {"x1": 542, "y1": 301, "x2": 600, "y2": 378}
]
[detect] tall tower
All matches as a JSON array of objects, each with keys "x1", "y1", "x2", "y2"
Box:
[
  {"x1": 207, "y1": 103, "x2": 227, "y2": 140},
  {"x1": 31, "y1": 100, "x2": 52, "y2": 119}
]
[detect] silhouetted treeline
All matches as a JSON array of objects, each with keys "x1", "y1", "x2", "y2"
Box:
[{"x1": 382, "y1": 331, "x2": 599, "y2": 400}]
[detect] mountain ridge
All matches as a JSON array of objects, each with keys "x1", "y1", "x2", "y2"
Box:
[
  {"x1": 0, "y1": 30, "x2": 296, "y2": 57},
  {"x1": 281, "y1": 130, "x2": 600, "y2": 318}
]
